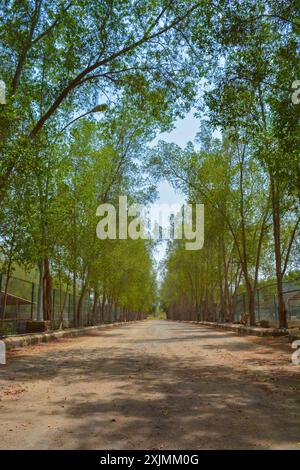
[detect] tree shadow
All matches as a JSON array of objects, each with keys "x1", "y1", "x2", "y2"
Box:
[
  {"x1": 1, "y1": 322, "x2": 299, "y2": 450},
  {"x1": 52, "y1": 353, "x2": 300, "y2": 450}
]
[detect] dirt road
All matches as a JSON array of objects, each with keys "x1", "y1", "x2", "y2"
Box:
[{"x1": 0, "y1": 320, "x2": 299, "y2": 449}]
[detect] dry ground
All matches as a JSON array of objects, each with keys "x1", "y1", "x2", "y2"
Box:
[{"x1": 0, "y1": 320, "x2": 299, "y2": 450}]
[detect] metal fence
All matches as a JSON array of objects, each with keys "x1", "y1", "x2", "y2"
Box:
[
  {"x1": 0, "y1": 273, "x2": 131, "y2": 334},
  {"x1": 234, "y1": 279, "x2": 300, "y2": 324}
]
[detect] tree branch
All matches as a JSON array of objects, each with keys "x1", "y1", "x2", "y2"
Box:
[{"x1": 29, "y1": 2, "x2": 202, "y2": 138}]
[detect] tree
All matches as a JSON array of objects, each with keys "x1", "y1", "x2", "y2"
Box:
[{"x1": 0, "y1": 0, "x2": 209, "y2": 203}]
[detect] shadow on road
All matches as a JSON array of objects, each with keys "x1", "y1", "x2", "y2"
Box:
[{"x1": 1, "y1": 322, "x2": 299, "y2": 449}]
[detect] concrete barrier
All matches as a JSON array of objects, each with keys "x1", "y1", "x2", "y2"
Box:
[
  {"x1": 2, "y1": 321, "x2": 139, "y2": 350},
  {"x1": 183, "y1": 320, "x2": 289, "y2": 337}
]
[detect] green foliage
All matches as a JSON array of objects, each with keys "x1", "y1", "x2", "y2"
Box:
[
  {"x1": 0, "y1": 1, "x2": 299, "y2": 327},
  {"x1": 147, "y1": 309, "x2": 166, "y2": 320},
  {"x1": 0, "y1": 322, "x2": 16, "y2": 336},
  {"x1": 158, "y1": 1, "x2": 300, "y2": 327}
]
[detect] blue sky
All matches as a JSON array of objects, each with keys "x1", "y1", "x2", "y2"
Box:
[
  {"x1": 151, "y1": 108, "x2": 200, "y2": 264},
  {"x1": 153, "y1": 108, "x2": 200, "y2": 205}
]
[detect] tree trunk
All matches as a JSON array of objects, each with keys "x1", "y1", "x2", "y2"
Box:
[
  {"x1": 43, "y1": 257, "x2": 52, "y2": 322},
  {"x1": 37, "y1": 261, "x2": 44, "y2": 321},
  {"x1": 91, "y1": 290, "x2": 99, "y2": 325},
  {"x1": 2, "y1": 259, "x2": 13, "y2": 320},
  {"x1": 1, "y1": 232, "x2": 15, "y2": 319},
  {"x1": 1, "y1": 274, "x2": 10, "y2": 320},
  {"x1": 248, "y1": 291, "x2": 255, "y2": 326},
  {"x1": 108, "y1": 300, "x2": 113, "y2": 323},
  {"x1": 246, "y1": 283, "x2": 256, "y2": 326},
  {"x1": 72, "y1": 271, "x2": 77, "y2": 327},
  {"x1": 100, "y1": 295, "x2": 106, "y2": 323},
  {"x1": 276, "y1": 276, "x2": 287, "y2": 329},
  {"x1": 271, "y1": 179, "x2": 287, "y2": 328},
  {"x1": 76, "y1": 282, "x2": 87, "y2": 327}
]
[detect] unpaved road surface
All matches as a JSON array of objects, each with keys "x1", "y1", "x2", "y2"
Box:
[{"x1": 0, "y1": 320, "x2": 299, "y2": 450}]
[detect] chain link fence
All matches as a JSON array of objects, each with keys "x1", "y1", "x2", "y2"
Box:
[
  {"x1": 0, "y1": 273, "x2": 138, "y2": 334},
  {"x1": 166, "y1": 280, "x2": 300, "y2": 326},
  {"x1": 234, "y1": 279, "x2": 300, "y2": 325}
]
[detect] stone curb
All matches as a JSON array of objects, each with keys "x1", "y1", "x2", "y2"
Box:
[
  {"x1": 2, "y1": 321, "x2": 139, "y2": 350},
  {"x1": 289, "y1": 331, "x2": 300, "y2": 342},
  {"x1": 182, "y1": 320, "x2": 289, "y2": 337}
]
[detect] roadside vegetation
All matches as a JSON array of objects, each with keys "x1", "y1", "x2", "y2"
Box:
[{"x1": 0, "y1": 1, "x2": 299, "y2": 329}]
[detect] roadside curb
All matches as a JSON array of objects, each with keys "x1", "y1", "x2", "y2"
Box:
[
  {"x1": 2, "y1": 321, "x2": 139, "y2": 350},
  {"x1": 182, "y1": 320, "x2": 289, "y2": 337}
]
